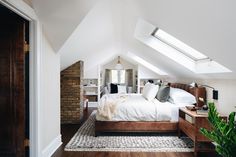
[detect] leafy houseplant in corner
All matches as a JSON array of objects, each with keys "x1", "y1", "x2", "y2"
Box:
[{"x1": 200, "y1": 102, "x2": 236, "y2": 157}]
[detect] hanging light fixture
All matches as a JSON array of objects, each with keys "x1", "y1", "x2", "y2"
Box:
[{"x1": 115, "y1": 56, "x2": 123, "y2": 70}]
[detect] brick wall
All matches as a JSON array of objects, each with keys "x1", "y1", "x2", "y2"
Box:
[{"x1": 61, "y1": 61, "x2": 84, "y2": 123}]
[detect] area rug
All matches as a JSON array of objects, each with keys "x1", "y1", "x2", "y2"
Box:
[{"x1": 65, "y1": 111, "x2": 193, "y2": 152}]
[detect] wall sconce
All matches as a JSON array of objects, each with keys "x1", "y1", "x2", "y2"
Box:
[{"x1": 201, "y1": 85, "x2": 218, "y2": 100}]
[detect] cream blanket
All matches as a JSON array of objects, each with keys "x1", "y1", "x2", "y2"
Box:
[{"x1": 97, "y1": 94, "x2": 127, "y2": 120}]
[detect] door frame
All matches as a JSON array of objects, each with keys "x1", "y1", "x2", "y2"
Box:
[{"x1": 0, "y1": 1, "x2": 42, "y2": 157}]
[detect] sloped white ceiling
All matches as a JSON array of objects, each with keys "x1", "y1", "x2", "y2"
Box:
[
  {"x1": 122, "y1": 0, "x2": 236, "y2": 79},
  {"x1": 23, "y1": 0, "x2": 32, "y2": 7},
  {"x1": 58, "y1": 0, "x2": 123, "y2": 78},
  {"x1": 33, "y1": 0, "x2": 236, "y2": 79},
  {"x1": 32, "y1": 0, "x2": 99, "y2": 52}
]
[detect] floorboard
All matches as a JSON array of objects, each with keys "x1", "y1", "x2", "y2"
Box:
[{"x1": 52, "y1": 108, "x2": 218, "y2": 157}]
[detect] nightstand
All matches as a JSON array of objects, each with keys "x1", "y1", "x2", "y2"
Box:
[{"x1": 178, "y1": 108, "x2": 226, "y2": 157}]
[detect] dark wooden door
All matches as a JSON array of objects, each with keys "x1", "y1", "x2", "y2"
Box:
[{"x1": 0, "y1": 6, "x2": 25, "y2": 157}]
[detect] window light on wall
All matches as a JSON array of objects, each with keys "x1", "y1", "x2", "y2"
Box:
[
  {"x1": 127, "y1": 52, "x2": 168, "y2": 75},
  {"x1": 152, "y1": 28, "x2": 208, "y2": 61}
]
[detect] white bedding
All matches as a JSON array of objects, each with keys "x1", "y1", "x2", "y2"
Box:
[{"x1": 96, "y1": 94, "x2": 192, "y2": 122}]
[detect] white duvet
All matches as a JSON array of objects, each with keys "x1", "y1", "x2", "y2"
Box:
[{"x1": 96, "y1": 94, "x2": 188, "y2": 122}]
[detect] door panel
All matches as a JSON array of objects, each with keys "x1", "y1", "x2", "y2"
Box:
[
  {"x1": 0, "y1": 29, "x2": 14, "y2": 156},
  {"x1": 0, "y1": 6, "x2": 25, "y2": 157}
]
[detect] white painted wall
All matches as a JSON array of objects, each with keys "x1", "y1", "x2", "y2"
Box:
[
  {"x1": 58, "y1": 0, "x2": 121, "y2": 78},
  {"x1": 40, "y1": 31, "x2": 61, "y2": 156},
  {"x1": 83, "y1": 46, "x2": 120, "y2": 78},
  {"x1": 201, "y1": 79, "x2": 236, "y2": 116},
  {"x1": 138, "y1": 65, "x2": 161, "y2": 79},
  {"x1": 32, "y1": 0, "x2": 98, "y2": 52}
]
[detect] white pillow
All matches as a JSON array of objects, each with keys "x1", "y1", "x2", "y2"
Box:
[
  {"x1": 118, "y1": 85, "x2": 127, "y2": 94},
  {"x1": 169, "y1": 87, "x2": 196, "y2": 105},
  {"x1": 142, "y1": 83, "x2": 159, "y2": 101},
  {"x1": 142, "y1": 82, "x2": 151, "y2": 95}
]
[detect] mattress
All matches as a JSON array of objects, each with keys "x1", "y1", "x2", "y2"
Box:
[{"x1": 96, "y1": 94, "x2": 191, "y2": 122}]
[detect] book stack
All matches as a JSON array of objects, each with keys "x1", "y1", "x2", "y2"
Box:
[
  {"x1": 196, "y1": 109, "x2": 208, "y2": 115},
  {"x1": 186, "y1": 106, "x2": 200, "y2": 111}
]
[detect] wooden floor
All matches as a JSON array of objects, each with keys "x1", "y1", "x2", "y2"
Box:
[{"x1": 52, "y1": 108, "x2": 218, "y2": 157}]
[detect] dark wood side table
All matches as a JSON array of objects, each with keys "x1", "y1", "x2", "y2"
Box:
[{"x1": 178, "y1": 108, "x2": 226, "y2": 157}]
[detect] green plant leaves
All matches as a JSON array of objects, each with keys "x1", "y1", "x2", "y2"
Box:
[{"x1": 200, "y1": 102, "x2": 236, "y2": 157}]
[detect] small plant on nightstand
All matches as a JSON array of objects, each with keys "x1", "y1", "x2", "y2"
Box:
[{"x1": 200, "y1": 102, "x2": 236, "y2": 157}]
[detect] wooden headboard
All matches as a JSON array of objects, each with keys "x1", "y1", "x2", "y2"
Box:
[{"x1": 169, "y1": 83, "x2": 206, "y2": 107}]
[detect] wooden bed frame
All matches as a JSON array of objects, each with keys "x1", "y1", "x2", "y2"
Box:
[{"x1": 95, "y1": 83, "x2": 206, "y2": 136}]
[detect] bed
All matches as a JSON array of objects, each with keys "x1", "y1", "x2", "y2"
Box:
[{"x1": 95, "y1": 83, "x2": 206, "y2": 136}]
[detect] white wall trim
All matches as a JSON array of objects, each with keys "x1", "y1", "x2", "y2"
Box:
[
  {"x1": 42, "y1": 135, "x2": 62, "y2": 157},
  {"x1": 1, "y1": 0, "x2": 37, "y2": 20},
  {"x1": 0, "y1": 1, "x2": 41, "y2": 157},
  {"x1": 30, "y1": 20, "x2": 42, "y2": 157}
]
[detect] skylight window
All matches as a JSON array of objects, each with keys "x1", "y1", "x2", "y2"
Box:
[
  {"x1": 134, "y1": 19, "x2": 231, "y2": 74},
  {"x1": 152, "y1": 28, "x2": 208, "y2": 61},
  {"x1": 127, "y1": 52, "x2": 168, "y2": 75}
]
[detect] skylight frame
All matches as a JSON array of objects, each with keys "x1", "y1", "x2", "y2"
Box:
[
  {"x1": 152, "y1": 28, "x2": 209, "y2": 61},
  {"x1": 134, "y1": 19, "x2": 232, "y2": 74}
]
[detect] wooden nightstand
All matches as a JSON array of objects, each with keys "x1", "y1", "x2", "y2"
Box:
[{"x1": 178, "y1": 108, "x2": 226, "y2": 157}]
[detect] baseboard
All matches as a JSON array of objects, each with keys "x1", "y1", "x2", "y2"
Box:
[{"x1": 42, "y1": 134, "x2": 62, "y2": 157}]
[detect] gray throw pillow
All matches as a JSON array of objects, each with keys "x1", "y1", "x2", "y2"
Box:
[{"x1": 156, "y1": 85, "x2": 170, "y2": 102}]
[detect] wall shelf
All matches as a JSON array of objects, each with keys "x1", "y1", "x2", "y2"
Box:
[{"x1": 83, "y1": 78, "x2": 100, "y2": 107}]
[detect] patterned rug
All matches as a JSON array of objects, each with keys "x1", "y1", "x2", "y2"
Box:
[{"x1": 65, "y1": 111, "x2": 194, "y2": 152}]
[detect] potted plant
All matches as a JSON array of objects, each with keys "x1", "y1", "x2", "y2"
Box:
[{"x1": 200, "y1": 102, "x2": 236, "y2": 157}]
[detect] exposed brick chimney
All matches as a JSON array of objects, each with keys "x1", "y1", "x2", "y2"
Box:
[{"x1": 61, "y1": 61, "x2": 84, "y2": 123}]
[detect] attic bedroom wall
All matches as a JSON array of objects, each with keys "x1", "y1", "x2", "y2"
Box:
[
  {"x1": 59, "y1": 0, "x2": 117, "y2": 74},
  {"x1": 40, "y1": 31, "x2": 61, "y2": 155},
  {"x1": 201, "y1": 79, "x2": 236, "y2": 116}
]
